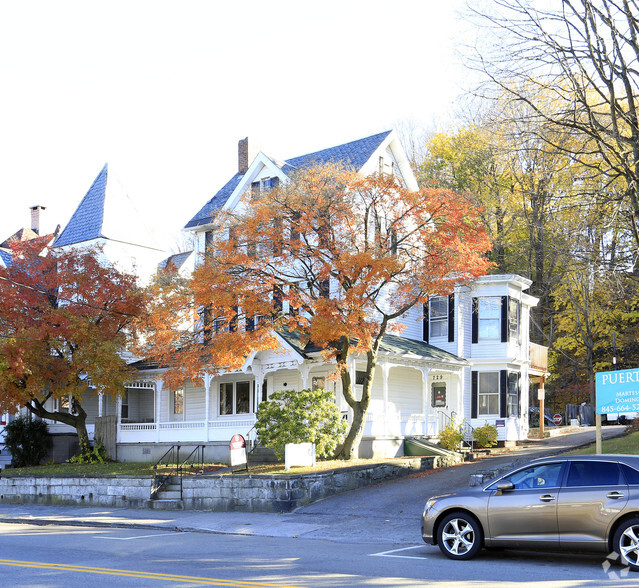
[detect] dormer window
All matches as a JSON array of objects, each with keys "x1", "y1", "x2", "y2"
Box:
[{"x1": 251, "y1": 177, "x2": 280, "y2": 198}]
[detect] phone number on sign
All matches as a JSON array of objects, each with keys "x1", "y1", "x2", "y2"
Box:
[{"x1": 600, "y1": 404, "x2": 639, "y2": 413}]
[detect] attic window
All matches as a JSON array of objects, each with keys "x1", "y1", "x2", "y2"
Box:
[
  {"x1": 355, "y1": 371, "x2": 366, "y2": 386},
  {"x1": 252, "y1": 177, "x2": 279, "y2": 197}
]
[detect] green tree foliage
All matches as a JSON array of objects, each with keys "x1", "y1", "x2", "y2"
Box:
[
  {"x1": 3, "y1": 415, "x2": 52, "y2": 467},
  {"x1": 255, "y1": 388, "x2": 348, "y2": 460}
]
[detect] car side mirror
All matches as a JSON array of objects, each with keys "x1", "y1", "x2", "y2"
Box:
[{"x1": 496, "y1": 481, "x2": 515, "y2": 492}]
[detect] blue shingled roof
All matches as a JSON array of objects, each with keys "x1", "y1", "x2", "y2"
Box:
[
  {"x1": 0, "y1": 248, "x2": 12, "y2": 268},
  {"x1": 184, "y1": 173, "x2": 243, "y2": 229},
  {"x1": 282, "y1": 130, "x2": 392, "y2": 175},
  {"x1": 184, "y1": 131, "x2": 392, "y2": 229},
  {"x1": 54, "y1": 164, "x2": 108, "y2": 247}
]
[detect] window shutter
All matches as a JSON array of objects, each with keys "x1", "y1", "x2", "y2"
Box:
[
  {"x1": 501, "y1": 296, "x2": 508, "y2": 343},
  {"x1": 499, "y1": 370, "x2": 508, "y2": 418},
  {"x1": 273, "y1": 285, "x2": 283, "y2": 312},
  {"x1": 517, "y1": 372, "x2": 522, "y2": 418},
  {"x1": 230, "y1": 305, "x2": 239, "y2": 332},
  {"x1": 471, "y1": 371, "x2": 478, "y2": 419},
  {"x1": 472, "y1": 298, "x2": 479, "y2": 344},
  {"x1": 448, "y1": 294, "x2": 455, "y2": 343},
  {"x1": 423, "y1": 302, "x2": 429, "y2": 343},
  {"x1": 246, "y1": 316, "x2": 254, "y2": 332}
]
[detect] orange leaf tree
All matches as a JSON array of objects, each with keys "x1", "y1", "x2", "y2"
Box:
[
  {"x1": 144, "y1": 163, "x2": 492, "y2": 459},
  {"x1": 0, "y1": 241, "x2": 148, "y2": 454}
]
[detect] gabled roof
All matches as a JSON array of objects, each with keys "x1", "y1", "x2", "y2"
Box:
[
  {"x1": 184, "y1": 131, "x2": 393, "y2": 230},
  {"x1": 158, "y1": 250, "x2": 193, "y2": 272},
  {"x1": 281, "y1": 130, "x2": 392, "y2": 175},
  {"x1": 0, "y1": 227, "x2": 39, "y2": 248},
  {"x1": 55, "y1": 164, "x2": 162, "y2": 250},
  {"x1": 184, "y1": 173, "x2": 243, "y2": 230},
  {"x1": 0, "y1": 248, "x2": 12, "y2": 268}
]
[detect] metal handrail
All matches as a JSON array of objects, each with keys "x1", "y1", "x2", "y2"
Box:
[
  {"x1": 176, "y1": 445, "x2": 205, "y2": 498},
  {"x1": 151, "y1": 444, "x2": 205, "y2": 500}
]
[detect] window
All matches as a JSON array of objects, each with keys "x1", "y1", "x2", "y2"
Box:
[
  {"x1": 355, "y1": 371, "x2": 367, "y2": 386},
  {"x1": 621, "y1": 464, "x2": 639, "y2": 485},
  {"x1": 312, "y1": 376, "x2": 326, "y2": 391},
  {"x1": 566, "y1": 461, "x2": 623, "y2": 487},
  {"x1": 478, "y1": 297, "x2": 501, "y2": 340},
  {"x1": 507, "y1": 372, "x2": 519, "y2": 417},
  {"x1": 220, "y1": 381, "x2": 251, "y2": 415},
  {"x1": 430, "y1": 296, "x2": 448, "y2": 338},
  {"x1": 432, "y1": 382, "x2": 447, "y2": 408},
  {"x1": 509, "y1": 298, "x2": 520, "y2": 342},
  {"x1": 121, "y1": 391, "x2": 129, "y2": 420},
  {"x1": 173, "y1": 388, "x2": 184, "y2": 415},
  {"x1": 478, "y1": 372, "x2": 499, "y2": 416},
  {"x1": 494, "y1": 462, "x2": 563, "y2": 490}
]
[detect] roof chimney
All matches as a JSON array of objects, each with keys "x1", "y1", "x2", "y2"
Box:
[
  {"x1": 238, "y1": 137, "x2": 249, "y2": 174},
  {"x1": 30, "y1": 205, "x2": 45, "y2": 235}
]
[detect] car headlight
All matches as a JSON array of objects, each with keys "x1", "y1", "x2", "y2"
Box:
[{"x1": 425, "y1": 499, "x2": 438, "y2": 511}]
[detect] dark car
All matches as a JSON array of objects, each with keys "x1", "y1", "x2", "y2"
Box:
[{"x1": 422, "y1": 454, "x2": 639, "y2": 570}]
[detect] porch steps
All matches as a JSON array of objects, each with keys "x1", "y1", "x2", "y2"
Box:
[
  {"x1": 248, "y1": 446, "x2": 279, "y2": 465},
  {"x1": 404, "y1": 437, "x2": 459, "y2": 459},
  {"x1": 151, "y1": 479, "x2": 184, "y2": 510}
]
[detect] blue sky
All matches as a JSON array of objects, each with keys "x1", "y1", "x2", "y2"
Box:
[{"x1": 0, "y1": 0, "x2": 469, "y2": 251}]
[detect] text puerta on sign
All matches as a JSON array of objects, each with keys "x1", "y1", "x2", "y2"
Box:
[{"x1": 595, "y1": 368, "x2": 639, "y2": 415}]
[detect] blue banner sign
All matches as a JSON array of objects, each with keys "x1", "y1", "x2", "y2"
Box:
[{"x1": 596, "y1": 369, "x2": 639, "y2": 414}]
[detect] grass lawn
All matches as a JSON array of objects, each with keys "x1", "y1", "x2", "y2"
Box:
[
  {"x1": 1, "y1": 457, "x2": 407, "y2": 477},
  {"x1": 1, "y1": 462, "x2": 226, "y2": 477},
  {"x1": 566, "y1": 430, "x2": 639, "y2": 455}
]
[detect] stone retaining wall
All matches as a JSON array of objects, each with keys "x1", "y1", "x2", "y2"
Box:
[
  {"x1": 0, "y1": 454, "x2": 462, "y2": 512},
  {"x1": 0, "y1": 475, "x2": 153, "y2": 508}
]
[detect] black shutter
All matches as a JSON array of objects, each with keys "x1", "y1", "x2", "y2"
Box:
[
  {"x1": 472, "y1": 298, "x2": 479, "y2": 344},
  {"x1": 499, "y1": 370, "x2": 508, "y2": 418},
  {"x1": 471, "y1": 371, "x2": 478, "y2": 418},
  {"x1": 273, "y1": 285, "x2": 283, "y2": 312},
  {"x1": 501, "y1": 296, "x2": 508, "y2": 343},
  {"x1": 423, "y1": 302, "x2": 429, "y2": 343},
  {"x1": 230, "y1": 305, "x2": 239, "y2": 332},
  {"x1": 448, "y1": 294, "x2": 455, "y2": 343},
  {"x1": 246, "y1": 316, "x2": 254, "y2": 332}
]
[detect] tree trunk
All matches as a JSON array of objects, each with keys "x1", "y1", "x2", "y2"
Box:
[
  {"x1": 335, "y1": 345, "x2": 378, "y2": 460},
  {"x1": 26, "y1": 395, "x2": 90, "y2": 456}
]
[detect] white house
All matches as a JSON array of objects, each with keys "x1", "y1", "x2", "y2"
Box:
[{"x1": 34, "y1": 131, "x2": 549, "y2": 463}]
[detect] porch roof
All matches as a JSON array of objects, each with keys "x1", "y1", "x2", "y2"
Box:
[{"x1": 277, "y1": 329, "x2": 466, "y2": 365}]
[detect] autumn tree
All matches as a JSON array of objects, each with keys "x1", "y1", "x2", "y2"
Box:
[
  {"x1": 0, "y1": 240, "x2": 147, "y2": 456},
  {"x1": 468, "y1": 0, "x2": 639, "y2": 254},
  {"x1": 144, "y1": 163, "x2": 492, "y2": 459}
]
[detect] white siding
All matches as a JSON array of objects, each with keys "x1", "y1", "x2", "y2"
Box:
[{"x1": 185, "y1": 382, "x2": 205, "y2": 420}]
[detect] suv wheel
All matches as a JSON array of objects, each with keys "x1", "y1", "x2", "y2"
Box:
[
  {"x1": 437, "y1": 511, "x2": 483, "y2": 560},
  {"x1": 614, "y1": 517, "x2": 639, "y2": 571}
]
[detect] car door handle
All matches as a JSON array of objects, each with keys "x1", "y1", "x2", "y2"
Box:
[
  {"x1": 607, "y1": 491, "x2": 625, "y2": 499},
  {"x1": 539, "y1": 494, "x2": 556, "y2": 502}
]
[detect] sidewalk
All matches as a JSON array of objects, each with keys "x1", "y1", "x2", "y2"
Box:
[{"x1": 0, "y1": 425, "x2": 627, "y2": 545}]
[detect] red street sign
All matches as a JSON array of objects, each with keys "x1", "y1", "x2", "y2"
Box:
[
  {"x1": 230, "y1": 434, "x2": 246, "y2": 450},
  {"x1": 553, "y1": 413, "x2": 563, "y2": 426}
]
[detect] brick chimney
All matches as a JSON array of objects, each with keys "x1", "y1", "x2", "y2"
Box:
[
  {"x1": 238, "y1": 137, "x2": 249, "y2": 174},
  {"x1": 30, "y1": 205, "x2": 46, "y2": 235}
]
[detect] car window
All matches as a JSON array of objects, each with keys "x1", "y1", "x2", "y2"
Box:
[
  {"x1": 620, "y1": 464, "x2": 639, "y2": 485},
  {"x1": 565, "y1": 461, "x2": 623, "y2": 487},
  {"x1": 495, "y1": 462, "x2": 563, "y2": 490}
]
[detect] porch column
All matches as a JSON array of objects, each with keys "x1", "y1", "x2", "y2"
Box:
[
  {"x1": 419, "y1": 367, "x2": 430, "y2": 435},
  {"x1": 203, "y1": 373, "x2": 213, "y2": 442},
  {"x1": 155, "y1": 380, "x2": 164, "y2": 443},
  {"x1": 116, "y1": 392, "x2": 122, "y2": 444},
  {"x1": 381, "y1": 362, "x2": 391, "y2": 436},
  {"x1": 98, "y1": 391, "x2": 103, "y2": 418},
  {"x1": 456, "y1": 368, "x2": 463, "y2": 420},
  {"x1": 300, "y1": 364, "x2": 312, "y2": 390}
]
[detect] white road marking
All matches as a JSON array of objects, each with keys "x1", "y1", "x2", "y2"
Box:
[
  {"x1": 94, "y1": 532, "x2": 186, "y2": 541},
  {"x1": 369, "y1": 545, "x2": 427, "y2": 560}
]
